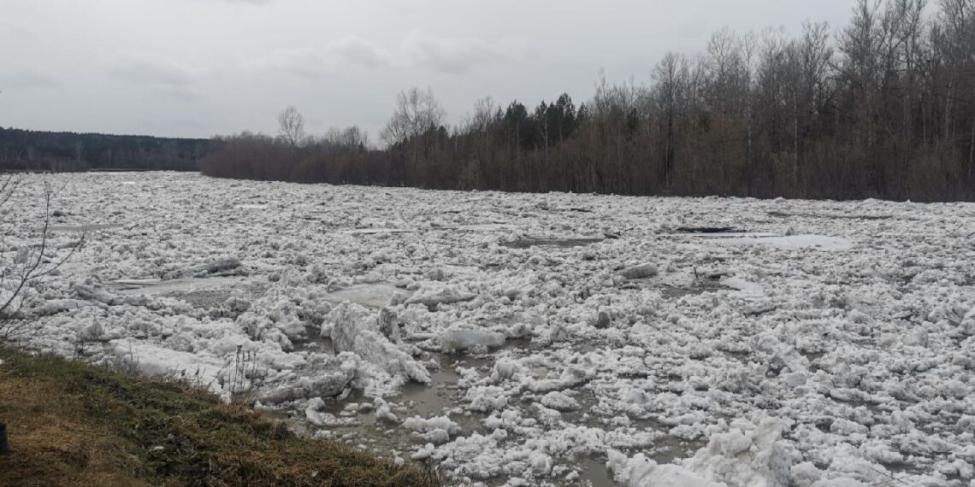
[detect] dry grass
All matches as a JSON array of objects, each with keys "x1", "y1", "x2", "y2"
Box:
[{"x1": 0, "y1": 347, "x2": 439, "y2": 487}]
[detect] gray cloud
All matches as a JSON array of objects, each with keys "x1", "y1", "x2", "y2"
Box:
[
  {"x1": 1, "y1": 0, "x2": 856, "y2": 138},
  {"x1": 0, "y1": 71, "x2": 61, "y2": 91},
  {"x1": 103, "y1": 57, "x2": 202, "y2": 102},
  {"x1": 402, "y1": 32, "x2": 505, "y2": 75},
  {"x1": 107, "y1": 57, "x2": 195, "y2": 88},
  {"x1": 270, "y1": 50, "x2": 330, "y2": 80},
  {"x1": 270, "y1": 32, "x2": 508, "y2": 79},
  {"x1": 330, "y1": 36, "x2": 389, "y2": 69},
  {"x1": 254, "y1": 37, "x2": 389, "y2": 81}
]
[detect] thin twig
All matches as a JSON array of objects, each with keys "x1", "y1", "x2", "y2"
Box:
[
  {"x1": 0, "y1": 175, "x2": 21, "y2": 208},
  {"x1": 1, "y1": 180, "x2": 86, "y2": 337},
  {"x1": 0, "y1": 188, "x2": 51, "y2": 318}
]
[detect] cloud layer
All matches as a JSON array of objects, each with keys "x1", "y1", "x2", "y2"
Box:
[
  {"x1": 0, "y1": 0, "x2": 855, "y2": 138},
  {"x1": 403, "y1": 32, "x2": 507, "y2": 75}
]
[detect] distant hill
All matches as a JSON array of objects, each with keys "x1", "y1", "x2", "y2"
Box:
[{"x1": 0, "y1": 127, "x2": 209, "y2": 172}]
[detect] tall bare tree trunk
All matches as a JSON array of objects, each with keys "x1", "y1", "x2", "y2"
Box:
[
  {"x1": 944, "y1": 81, "x2": 954, "y2": 140},
  {"x1": 793, "y1": 91, "x2": 800, "y2": 190},
  {"x1": 969, "y1": 114, "x2": 974, "y2": 179},
  {"x1": 746, "y1": 108, "x2": 753, "y2": 196}
]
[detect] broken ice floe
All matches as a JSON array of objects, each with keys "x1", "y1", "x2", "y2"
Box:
[{"x1": 7, "y1": 173, "x2": 973, "y2": 486}]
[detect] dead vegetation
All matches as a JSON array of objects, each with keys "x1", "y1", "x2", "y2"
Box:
[{"x1": 0, "y1": 347, "x2": 440, "y2": 487}]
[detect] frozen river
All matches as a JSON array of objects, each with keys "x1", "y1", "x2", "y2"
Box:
[{"x1": 3, "y1": 172, "x2": 974, "y2": 486}]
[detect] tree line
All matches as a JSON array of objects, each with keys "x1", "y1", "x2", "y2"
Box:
[
  {"x1": 202, "y1": 0, "x2": 975, "y2": 201},
  {"x1": 0, "y1": 127, "x2": 208, "y2": 172}
]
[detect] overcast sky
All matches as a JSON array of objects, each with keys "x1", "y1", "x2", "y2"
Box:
[{"x1": 0, "y1": 0, "x2": 854, "y2": 139}]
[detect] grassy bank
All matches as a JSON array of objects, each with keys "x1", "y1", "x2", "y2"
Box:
[{"x1": 0, "y1": 347, "x2": 439, "y2": 487}]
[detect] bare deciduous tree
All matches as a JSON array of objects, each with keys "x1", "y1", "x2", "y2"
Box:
[
  {"x1": 201, "y1": 0, "x2": 975, "y2": 202},
  {"x1": 381, "y1": 87, "x2": 446, "y2": 147},
  {"x1": 278, "y1": 106, "x2": 306, "y2": 147},
  {"x1": 324, "y1": 126, "x2": 369, "y2": 150},
  {"x1": 468, "y1": 97, "x2": 497, "y2": 133}
]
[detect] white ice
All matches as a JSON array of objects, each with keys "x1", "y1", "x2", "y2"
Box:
[{"x1": 3, "y1": 172, "x2": 973, "y2": 486}]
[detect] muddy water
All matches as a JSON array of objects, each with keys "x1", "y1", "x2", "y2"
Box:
[
  {"x1": 255, "y1": 355, "x2": 489, "y2": 475},
  {"x1": 271, "y1": 314, "x2": 696, "y2": 484},
  {"x1": 288, "y1": 332, "x2": 697, "y2": 485},
  {"x1": 120, "y1": 279, "x2": 698, "y2": 484}
]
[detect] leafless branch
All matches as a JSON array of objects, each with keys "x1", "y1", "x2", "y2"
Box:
[
  {"x1": 0, "y1": 175, "x2": 21, "y2": 209},
  {"x1": 1, "y1": 180, "x2": 86, "y2": 337}
]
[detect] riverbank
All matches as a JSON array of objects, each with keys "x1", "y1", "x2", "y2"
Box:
[{"x1": 0, "y1": 346, "x2": 438, "y2": 487}]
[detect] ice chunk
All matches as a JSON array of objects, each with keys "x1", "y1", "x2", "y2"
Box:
[
  {"x1": 403, "y1": 415, "x2": 462, "y2": 444},
  {"x1": 529, "y1": 451, "x2": 553, "y2": 475},
  {"x1": 810, "y1": 479, "x2": 864, "y2": 487},
  {"x1": 540, "y1": 391, "x2": 580, "y2": 411},
  {"x1": 721, "y1": 277, "x2": 764, "y2": 297},
  {"x1": 491, "y1": 358, "x2": 523, "y2": 383},
  {"x1": 607, "y1": 450, "x2": 723, "y2": 487},
  {"x1": 440, "y1": 325, "x2": 506, "y2": 354},
  {"x1": 960, "y1": 306, "x2": 975, "y2": 336},
  {"x1": 305, "y1": 397, "x2": 329, "y2": 426},
  {"x1": 466, "y1": 386, "x2": 509, "y2": 412},
  {"x1": 684, "y1": 416, "x2": 794, "y2": 487},
  {"x1": 110, "y1": 340, "x2": 225, "y2": 395},
  {"x1": 327, "y1": 303, "x2": 431, "y2": 385},
  {"x1": 78, "y1": 321, "x2": 105, "y2": 342},
  {"x1": 164, "y1": 256, "x2": 243, "y2": 279},
  {"x1": 610, "y1": 416, "x2": 794, "y2": 487},
  {"x1": 407, "y1": 288, "x2": 477, "y2": 308},
  {"x1": 322, "y1": 284, "x2": 406, "y2": 308},
  {"x1": 30, "y1": 299, "x2": 89, "y2": 317},
  {"x1": 375, "y1": 398, "x2": 399, "y2": 423},
  {"x1": 527, "y1": 365, "x2": 594, "y2": 393},
  {"x1": 790, "y1": 462, "x2": 823, "y2": 487},
  {"x1": 260, "y1": 364, "x2": 355, "y2": 404},
  {"x1": 721, "y1": 235, "x2": 853, "y2": 251},
  {"x1": 74, "y1": 283, "x2": 121, "y2": 305},
  {"x1": 621, "y1": 264, "x2": 658, "y2": 280}
]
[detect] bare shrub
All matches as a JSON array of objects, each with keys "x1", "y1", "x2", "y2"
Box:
[{"x1": 1, "y1": 176, "x2": 85, "y2": 338}]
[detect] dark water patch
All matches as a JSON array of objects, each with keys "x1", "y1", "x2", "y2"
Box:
[
  {"x1": 573, "y1": 434, "x2": 701, "y2": 487},
  {"x1": 577, "y1": 456, "x2": 616, "y2": 486},
  {"x1": 674, "y1": 226, "x2": 741, "y2": 234},
  {"x1": 658, "y1": 282, "x2": 733, "y2": 298},
  {"x1": 292, "y1": 331, "x2": 334, "y2": 354},
  {"x1": 170, "y1": 288, "x2": 233, "y2": 308},
  {"x1": 500, "y1": 236, "x2": 604, "y2": 249}
]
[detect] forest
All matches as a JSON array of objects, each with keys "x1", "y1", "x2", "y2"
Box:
[
  {"x1": 210, "y1": 0, "x2": 971, "y2": 201},
  {"x1": 0, "y1": 127, "x2": 208, "y2": 172}
]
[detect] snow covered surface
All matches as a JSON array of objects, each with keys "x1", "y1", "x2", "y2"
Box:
[{"x1": 4, "y1": 172, "x2": 975, "y2": 486}]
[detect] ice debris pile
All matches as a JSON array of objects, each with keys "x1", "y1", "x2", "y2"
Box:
[{"x1": 3, "y1": 172, "x2": 974, "y2": 486}]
